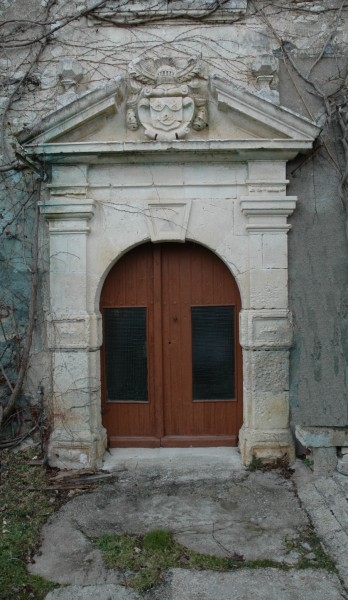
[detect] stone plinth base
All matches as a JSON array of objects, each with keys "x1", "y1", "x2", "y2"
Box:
[
  {"x1": 47, "y1": 427, "x2": 107, "y2": 470},
  {"x1": 239, "y1": 425, "x2": 295, "y2": 466},
  {"x1": 295, "y1": 425, "x2": 348, "y2": 448},
  {"x1": 295, "y1": 426, "x2": 348, "y2": 476},
  {"x1": 337, "y1": 455, "x2": 348, "y2": 476},
  {"x1": 311, "y1": 446, "x2": 337, "y2": 477}
]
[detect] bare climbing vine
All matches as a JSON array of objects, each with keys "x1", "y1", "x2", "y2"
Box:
[{"x1": 250, "y1": 0, "x2": 348, "y2": 212}]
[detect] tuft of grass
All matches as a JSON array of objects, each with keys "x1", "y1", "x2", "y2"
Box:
[
  {"x1": 97, "y1": 529, "x2": 234, "y2": 592},
  {"x1": 242, "y1": 559, "x2": 289, "y2": 570},
  {"x1": 142, "y1": 529, "x2": 172, "y2": 552},
  {"x1": 98, "y1": 532, "x2": 138, "y2": 570},
  {"x1": 247, "y1": 455, "x2": 264, "y2": 471},
  {"x1": 286, "y1": 527, "x2": 337, "y2": 572},
  {"x1": 303, "y1": 457, "x2": 314, "y2": 471},
  {"x1": 97, "y1": 526, "x2": 338, "y2": 593},
  {"x1": 248, "y1": 454, "x2": 294, "y2": 478},
  {"x1": 0, "y1": 448, "x2": 58, "y2": 600}
]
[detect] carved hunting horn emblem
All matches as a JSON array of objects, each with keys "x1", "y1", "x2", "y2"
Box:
[{"x1": 126, "y1": 55, "x2": 208, "y2": 141}]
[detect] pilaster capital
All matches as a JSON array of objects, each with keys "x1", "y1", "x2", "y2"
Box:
[
  {"x1": 240, "y1": 195, "x2": 296, "y2": 217},
  {"x1": 39, "y1": 198, "x2": 95, "y2": 233},
  {"x1": 240, "y1": 195, "x2": 296, "y2": 233}
]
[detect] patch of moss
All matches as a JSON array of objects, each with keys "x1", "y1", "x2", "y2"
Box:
[
  {"x1": 303, "y1": 457, "x2": 314, "y2": 471},
  {"x1": 285, "y1": 527, "x2": 337, "y2": 573},
  {"x1": 247, "y1": 454, "x2": 294, "y2": 478},
  {"x1": 97, "y1": 530, "x2": 234, "y2": 592},
  {"x1": 97, "y1": 526, "x2": 338, "y2": 594},
  {"x1": 247, "y1": 455, "x2": 265, "y2": 471}
]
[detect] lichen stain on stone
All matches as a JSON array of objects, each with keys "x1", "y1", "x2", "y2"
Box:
[{"x1": 311, "y1": 338, "x2": 322, "y2": 382}]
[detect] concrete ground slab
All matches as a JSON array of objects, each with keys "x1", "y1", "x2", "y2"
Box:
[
  {"x1": 31, "y1": 456, "x2": 308, "y2": 586},
  {"x1": 31, "y1": 449, "x2": 348, "y2": 599},
  {"x1": 295, "y1": 462, "x2": 348, "y2": 588},
  {"x1": 44, "y1": 569, "x2": 346, "y2": 600},
  {"x1": 152, "y1": 568, "x2": 346, "y2": 600},
  {"x1": 45, "y1": 584, "x2": 140, "y2": 600}
]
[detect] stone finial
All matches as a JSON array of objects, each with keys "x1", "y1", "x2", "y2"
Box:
[
  {"x1": 58, "y1": 58, "x2": 84, "y2": 91},
  {"x1": 56, "y1": 58, "x2": 84, "y2": 108},
  {"x1": 251, "y1": 54, "x2": 279, "y2": 105}
]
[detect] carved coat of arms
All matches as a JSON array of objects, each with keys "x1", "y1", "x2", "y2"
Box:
[{"x1": 126, "y1": 56, "x2": 208, "y2": 141}]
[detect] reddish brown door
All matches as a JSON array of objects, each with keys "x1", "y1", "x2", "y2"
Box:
[{"x1": 100, "y1": 242, "x2": 242, "y2": 447}]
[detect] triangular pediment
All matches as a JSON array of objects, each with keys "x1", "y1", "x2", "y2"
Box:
[{"x1": 19, "y1": 74, "x2": 320, "y2": 156}]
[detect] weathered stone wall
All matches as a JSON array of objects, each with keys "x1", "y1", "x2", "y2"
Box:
[
  {"x1": 0, "y1": 0, "x2": 347, "y2": 450},
  {"x1": 288, "y1": 148, "x2": 348, "y2": 427}
]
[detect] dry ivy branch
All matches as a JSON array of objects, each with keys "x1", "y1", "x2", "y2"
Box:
[
  {"x1": 0, "y1": 190, "x2": 39, "y2": 429},
  {"x1": 250, "y1": 0, "x2": 348, "y2": 221},
  {"x1": 0, "y1": 0, "x2": 250, "y2": 441},
  {"x1": 337, "y1": 88, "x2": 348, "y2": 216}
]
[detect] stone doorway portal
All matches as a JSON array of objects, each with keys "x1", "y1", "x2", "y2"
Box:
[{"x1": 20, "y1": 69, "x2": 320, "y2": 469}]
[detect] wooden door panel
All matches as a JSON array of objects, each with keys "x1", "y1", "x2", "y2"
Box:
[
  {"x1": 100, "y1": 245, "x2": 160, "y2": 446},
  {"x1": 100, "y1": 242, "x2": 242, "y2": 447},
  {"x1": 161, "y1": 243, "x2": 241, "y2": 445},
  {"x1": 161, "y1": 245, "x2": 193, "y2": 440}
]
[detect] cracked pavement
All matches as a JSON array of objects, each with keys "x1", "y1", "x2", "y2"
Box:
[{"x1": 27, "y1": 448, "x2": 348, "y2": 599}]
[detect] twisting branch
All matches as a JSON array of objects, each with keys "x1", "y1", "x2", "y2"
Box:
[
  {"x1": 0, "y1": 184, "x2": 40, "y2": 428},
  {"x1": 250, "y1": 0, "x2": 348, "y2": 193},
  {"x1": 306, "y1": 0, "x2": 346, "y2": 79},
  {"x1": 0, "y1": 0, "x2": 111, "y2": 47},
  {"x1": 0, "y1": 44, "x2": 47, "y2": 167},
  {"x1": 337, "y1": 98, "x2": 348, "y2": 214},
  {"x1": 0, "y1": 162, "x2": 21, "y2": 172}
]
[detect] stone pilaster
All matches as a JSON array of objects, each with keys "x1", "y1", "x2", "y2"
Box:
[
  {"x1": 238, "y1": 161, "x2": 296, "y2": 464},
  {"x1": 40, "y1": 198, "x2": 107, "y2": 469}
]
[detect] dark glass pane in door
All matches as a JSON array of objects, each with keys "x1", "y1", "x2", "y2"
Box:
[
  {"x1": 104, "y1": 308, "x2": 148, "y2": 401},
  {"x1": 192, "y1": 306, "x2": 234, "y2": 400}
]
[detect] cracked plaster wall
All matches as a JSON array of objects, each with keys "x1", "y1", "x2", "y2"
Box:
[{"x1": 288, "y1": 152, "x2": 348, "y2": 427}]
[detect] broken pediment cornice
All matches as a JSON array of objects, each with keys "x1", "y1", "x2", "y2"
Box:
[
  {"x1": 210, "y1": 75, "x2": 321, "y2": 142},
  {"x1": 18, "y1": 76, "x2": 125, "y2": 146},
  {"x1": 85, "y1": 0, "x2": 247, "y2": 25}
]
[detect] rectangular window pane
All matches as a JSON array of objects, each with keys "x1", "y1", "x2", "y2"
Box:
[
  {"x1": 192, "y1": 306, "x2": 234, "y2": 400},
  {"x1": 104, "y1": 308, "x2": 148, "y2": 401}
]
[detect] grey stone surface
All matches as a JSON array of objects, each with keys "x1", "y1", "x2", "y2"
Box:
[
  {"x1": 288, "y1": 156, "x2": 348, "y2": 428},
  {"x1": 294, "y1": 461, "x2": 348, "y2": 588},
  {"x1": 45, "y1": 585, "x2": 141, "y2": 600},
  {"x1": 44, "y1": 570, "x2": 345, "y2": 600},
  {"x1": 31, "y1": 460, "x2": 308, "y2": 587},
  {"x1": 296, "y1": 426, "x2": 348, "y2": 448},
  {"x1": 151, "y1": 568, "x2": 345, "y2": 600},
  {"x1": 337, "y1": 458, "x2": 348, "y2": 476},
  {"x1": 312, "y1": 447, "x2": 338, "y2": 477},
  {"x1": 27, "y1": 450, "x2": 348, "y2": 600}
]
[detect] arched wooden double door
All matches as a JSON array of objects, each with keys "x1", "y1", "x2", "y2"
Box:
[{"x1": 100, "y1": 242, "x2": 242, "y2": 447}]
